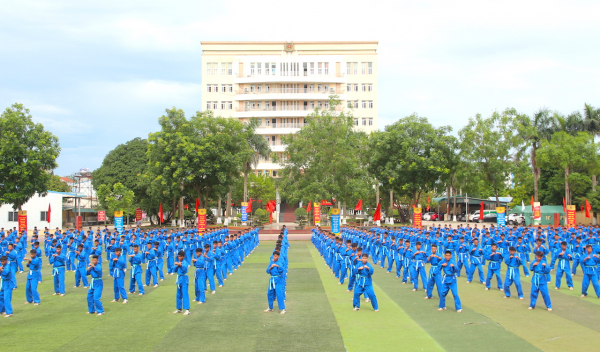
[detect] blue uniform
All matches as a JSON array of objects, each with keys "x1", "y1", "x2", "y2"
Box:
[
  {"x1": 554, "y1": 249, "x2": 573, "y2": 289},
  {"x1": 529, "y1": 259, "x2": 552, "y2": 309},
  {"x1": 129, "y1": 252, "x2": 145, "y2": 294},
  {"x1": 267, "y1": 259, "x2": 286, "y2": 311},
  {"x1": 87, "y1": 263, "x2": 104, "y2": 314},
  {"x1": 580, "y1": 254, "x2": 600, "y2": 298},
  {"x1": 485, "y1": 251, "x2": 503, "y2": 290},
  {"x1": 503, "y1": 254, "x2": 524, "y2": 298},
  {"x1": 352, "y1": 262, "x2": 378, "y2": 311},
  {"x1": 112, "y1": 253, "x2": 128, "y2": 301},
  {"x1": 175, "y1": 259, "x2": 190, "y2": 310},
  {"x1": 25, "y1": 257, "x2": 42, "y2": 304},
  {"x1": 50, "y1": 252, "x2": 66, "y2": 294},
  {"x1": 0, "y1": 261, "x2": 16, "y2": 315},
  {"x1": 439, "y1": 258, "x2": 462, "y2": 311}
]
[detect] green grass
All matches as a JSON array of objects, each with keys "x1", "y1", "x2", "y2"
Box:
[{"x1": 2, "y1": 242, "x2": 600, "y2": 352}]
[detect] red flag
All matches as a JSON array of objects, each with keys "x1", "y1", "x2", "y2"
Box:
[
  {"x1": 562, "y1": 197, "x2": 566, "y2": 213},
  {"x1": 195, "y1": 198, "x2": 199, "y2": 213},
  {"x1": 47, "y1": 203, "x2": 51, "y2": 223},
  {"x1": 426, "y1": 205, "x2": 430, "y2": 211},
  {"x1": 159, "y1": 203, "x2": 164, "y2": 223},
  {"x1": 373, "y1": 202, "x2": 381, "y2": 221},
  {"x1": 585, "y1": 199, "x2": 592, "y2": 218},
  {"x1": 354, "y1": 199, "x2": 363, "y2": 211},
  {"x1": 427, "y1": 197, "x2": 430, "y2": 204},
  {"x1": 531, "y1": 196, "x2": 534, "y2": 211},
  {"x1": 320, "y1": 199, "x2": 332, "y2": 206},
  {"x1": 306, "y1": 201, "x2": 312, "y2": 212},
  {"x1": 184, "y1": 204, "x2": 189, "y2": 210},
  {"x1": 247, "y1": 198, "x2": 253, "y2": 213},
  {"x1": 479, "y1": 201, "x2": 484, "y2": 220}
]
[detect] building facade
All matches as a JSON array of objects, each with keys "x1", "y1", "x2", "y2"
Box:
[{"x1": 200, "y1": 41, "x2": 379, "y2": 177}]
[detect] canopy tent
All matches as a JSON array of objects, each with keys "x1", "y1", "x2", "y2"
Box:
[{"x1": 508, "y1": 205, "x2": 565, "y2": 226}]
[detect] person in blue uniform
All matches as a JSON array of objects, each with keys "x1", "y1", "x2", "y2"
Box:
[
  {"x1": 50, "y1": 245, "x2": 66, "y2": 296},
  {"x1": 503, "y1": 247, "x2": 524, "y2": 299},
  {"x1": 425, "y1": 244, "x2": 442, "y2": 300},
  {"x1": 411, "y1": 242, "x2": 427, "y2": 292},
  {"x1": 529, "y1": 251, "x2": 552, "y2": 311},
  {"x1": 352, "y1": 254, "x2": 379, "y2": 312},
  {"x1": 580, "y1": 244, "x2": 600, "y2": 298},
  {"x1": 144, "y1": 242, "x2": 159, "y2": 287},
  {"x1": 0, "y1": 255, "x2": 16, "y2": 317},
  {"x1": 264, "y1": 250, "x2": 286, "y2": 314},
  {"x1": 128, "y1": 245, "x2": 145, "y2": 295},
  {"x1": 111, "y1": 247, "x2": 128, "y2": 304},
  {"x1": 25, "y1": 249, "x2": 42, "y2": 305},
  {"x1": 553, "y1": 241, "x2": 573, "y2": 290},
  {"x1": 438, "y1": 250, "x2": 462, "y2": 313},
  {"x1": 485, "y1": 243, "x2": 503, "y2": 291},
  {"x1": 192, "y1": 248, "x2": 207, "y2": 304},
  {"x1": 86, "y1": 255, "x2": 104, "y2": 315},
  {"x1": 173, "y1": 250, "x2": 190, "y2": 315},
  {"x1": 74, "y1": 244, "x2": 89, "y2": 288}
]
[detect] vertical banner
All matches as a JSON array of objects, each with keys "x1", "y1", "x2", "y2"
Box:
[
  {"x1": 198, "y1": 209, "x2": 207, "y2": 232},
  {"x1": 135, "y1": 208, "x2": 143, "y2": 222},
  {"x1": 18, "y1": 210, "x2": 27, "y2": 233},
  {"x1": 314, "y1": 202, "x2": 321, "y2": 226},
  {"x1": 566, "y1": 205, "x2": 576, "y2": 228},
  {"x1": 241, "y1": 202, "x2": 248, "y2": 222},
  {"x1": 496, "y1": 207, "x2": 506, "y2": 227},
  {"x1": 413, "y1": 207, "x2": 423, "y2": 228},
  {"x1": 114, "y1": 211, "x2": 124, "y2": 233},
  {"x1": 331, "y1": 208, "x2": 340, "y2": 234},
  {"x1": 76, "y1": 216, "x2": 83, "y2": 231},
  {"x1": 98, "y1": 210, "x2": 106, "y2": 222},
  {"x1": 533, "y1": 202, "x2": 541, "y2": 225}
]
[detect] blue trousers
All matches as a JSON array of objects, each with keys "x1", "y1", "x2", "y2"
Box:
[
  {"x1": 467, "y1": 262, "x2": 485, "y2": 283},
  {"x1": 353, "y1": 284, "x2": 378, "y2": 310},
  {"x1": 226, "y1": 257, "x2": 233, "y2": 274},
  {"x1": 145, "y1": 264, "x2": 158, "y2": 286},
  {"x1": 26, "y1": 278, "x2": 40, "y2": 304},
  {"x1": 113, "y1": 276, "x2": 127, "y2": 300},
  {"x1": 347, "y1": 273, "x2": 356, "y2": 290},
  {"x1": 402, "y1": 262, "x2": 411, "y2": 283},
  {"x1": 53, "y1": 267, "x2": 65, "y2": 294},
  {"x1": 456, "y1": 260, "x2": 465, "y2": 277},
  {"x1": 504, "y1": 268, "x2": 523, "y2": 298},
  {"x1": 386, "y1": 255, "x2": 394, "y2": 272},
  {"x1": 75, "y1": 266, "x2": 89, "y2": 287},
  {"x1": 530, "y1": 282, "x2": 551, "y2": 309},
  {"x1": 486, "y1": 268, "x2": 503, "y2": 289},
  {"x1": 394, "y1": 258, "x2": 403, "y2": 277},
  {"x1": 195, "y1": 271, "x2": 206, "y2": 302},
  {"x1": 176, "y1": 282, "x2": 190, "y2": 310},
  {"x1": 66, "y1": 253, "x2": 75, "y2": 271},
  {"x1": 518, "y1": 253, "x2": 530, "y2": 275},
  {"x1": 333, "y1": 260, "x2": 341, "y2": 278},
  {"x1": 87, "y1": 280, "x2": 104, "y2": 313},
  {"x1": 129, "y1": 272, "x2": 145, "y2": 294},
  {"x1": 157, "y1": 258, "x2": 165, "y2": 279},
  {"x1": 582, "y1": 272, "x2": 600, "y2": 297},
  {"x1": 439, "y1": 282, "x2": 461, "y2": 310},
  {"x1": 206, "y1": 269, "x2": 216, "y2": 291},
  {"x1": 411, "y1": 266, "x2": 427, "y2": 290},
  {"x1": 571, "y1": 258, "x2": 581, "y2": 275},
  {"x1": 167, "y1": 256, "x2": 174, "y2": 274},
  {"x1": 339, "y1": 263, "x2": 348, "y2": 284},
  {"x1": 0, "y1": 286, "x2": 13, "y2": 315},
  {"x1": 216, "y1": 264, "x2": 224, "y2": 286},
  {"x1": 555, "y1": 266, "x2": 573, "y2": 288},
  {"x1": 267, "y1": 282, "x2": 285, "y2": 310},
  {"x1": 426, "y1": 272, "x2": 442, "y2": 298},
  {"x1": 219, "y1": 261, "x2": 227, "y2": 281}
]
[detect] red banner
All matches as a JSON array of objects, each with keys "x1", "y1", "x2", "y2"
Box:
[
  {"x1": 18, "y1": 211, "x2": 27, "y2": 233},
  {"x1": 135, "y1": 208, "x2": 143, "y2": 222},
  {"x1": 566, "y1": 205, "x2": 576, "y2": 228},
  {"x1": 314, "y1": 203, "x2": 321, "y2": 226},
  {"x1": 533, "y1": 202, "x2": 541, "y2": 220},
  {"x1": 76, "y1": 216, "x2": 82, "y2": 231},
  {"x1": 198, "y1": 209, "x2": 207, "y2": 232},
  {"x1": 98, "y1": 210, "x2": 106, "y2": 222},
  {"x1": 413, "y1": 207, "x2": 423, "y2": 229}
]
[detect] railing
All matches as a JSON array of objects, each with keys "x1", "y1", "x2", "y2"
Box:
[
  {"x1": 236, "y1": 105, "x2": 342, "y2": 112},
  {"x1": 260, "y1": 121, "x2": 306, "y2": 129},
  {"x1": 237, "y1": 72, "x2": 344, "y2": 78},
  {"x1": 236, "y1": 88, "x2": 344, "y2": 95}
]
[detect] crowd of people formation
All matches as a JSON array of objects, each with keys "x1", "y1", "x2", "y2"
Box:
[
  {"x1": 0, "y1": 225, "x2": 260, "y2": 317},
  {"x1": 312, "y1": 224, "x2": 600, "y2": 313}
]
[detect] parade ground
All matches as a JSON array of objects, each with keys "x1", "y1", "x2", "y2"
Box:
[{"x1": 0, "y1": 240, "x2": 599, "y2": 352}]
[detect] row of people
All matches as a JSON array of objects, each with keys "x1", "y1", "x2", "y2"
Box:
[{"x1": 265, "y1": 228, "x2": 289, "y2": 314}]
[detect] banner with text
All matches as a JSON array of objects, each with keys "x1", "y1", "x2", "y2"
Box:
[
  {"x1": 566, "y1": 205, "x2": 576, "y2": 228},
  {"x1": 241, "y1": 202, "x2": 248, "y2": 222},
  {"x1": 314, "y1": 203, "x2": 321, "y2": 226},
  {"x1": 135, "y1": 208, "x2": 143, "y2": 222},
  {"x1": 114, "y1": 210, "x2": 124, "y2": 233},
  {"x1": 533, "y1": 202, "x2": 541, "y2": 225},
  {"x1": 18, "y1": 210, "x2": 27, "y2": 233},
  {"x1": 496, "y1": 207, "x2": 506, "y2": 227},
  {"x1": 331, "y1": 208, "x2": 340, "y2": 234},
  {"x1": 76, "y1": 216, "x2": 82, "y2": 231},
  {"x1": 198, "y1": 209, "x2": 207, "y2": 232},
  {"x1": 413, "y1": 207, "x2": 422, "y2": 228},
  {"x1": 98, "y1": 210, "x2": 106, "y2": 222}
]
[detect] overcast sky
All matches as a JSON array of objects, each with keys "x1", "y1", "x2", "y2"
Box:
[{"x1": 1, "y1": 0, "x2": 599, "y2": 175}]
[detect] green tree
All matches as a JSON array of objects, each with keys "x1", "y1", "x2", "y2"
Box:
[
  {"x1": 233, "y1": 173, "x2": 276, "y2": 207},
  {"x1": 279, "y1": 97, "x2": 372, "y2": 215},
  {"x1": 97, "y1": 182, "x2": 135, "y2": 219},
  {"x1": 583, "y1": 103, "x2": 600, "y2": 192},
  {"x1": 368, "y1": 114, "x2": 456, "y2": 207},
  {"x1": 536, "y1": 131, "x2": 597, "y2": 205},
  {"x1": 241, "y1": 119, "x2": 270, "y2": 202},
  {"x1": 48, "y1": 175, "x2": 72, "y2": 192},
  {"x1": 147, "y1": 108, "x2": 253, "y2": 209},
  {"x1": 459, "y1": 108, "x2": 521, "y2": 206},
  {"x1": 0, "y1": 103, "x2": 61, "y2": 210}
]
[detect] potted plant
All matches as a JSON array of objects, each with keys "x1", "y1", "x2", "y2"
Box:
[{"x1": 294, "y1": 207, "x2": 307, "y2": 229}]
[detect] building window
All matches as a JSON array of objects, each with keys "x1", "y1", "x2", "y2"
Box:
[
  {"x1": 207, "y1": 85, "x2": 212, "y2": 93},
  {"x1": 318, "y1": 101, "x2": 322, "y2": 108},
  {"x1": 362, "y1": 118, "x2": 366, "y2": 126},
  {"x1": 361, "y1": 101, "x2": 366, "y2": 109},
  {"x1": 361, "y1": 84, "x2": 366, "y2": 92},
  {"x1": 213, "y1": 84, "x2": 218, "y2": 92},
  {"x1": 324, "y1": 101, "x2": 329, "y2": 109},
  {"x1": 353, "y1": 62, "x2": 358, "y2": 75},
  {"x1": 228, "y1": 84, "x2": 233, "y2": 93},
  {"x1": 361, "y1": 62, "x2": 366, "y2": 75},
  {"x1": 265, "y1": 101, "x2": 270, "y2": 110},
  {"x1": 354, "y1": 118, "x2": 359, "y2": 126},
  {"x1": 250, "y1": 63, "x2": 255, "y2": 75},
  {"x1": 40, "y1": 211, "x2": 48, "y2": 221},
  {"x1": 346, "y1": 62, "x2": 351, "y2": 75},
  {"x1": 354, "y1": 100, "x2": 359, "y2": 108},
  {"x1": 310, "y1": 101, "x2": 315, "y2": 109},
  {"x1": 8, "y1": 211, "x2": 17, "y2": 222},
  {"x1": 353, "y1": 84, "x2": 358, "y2": 92},
  {"x1": 368, "y1": 84, "x2": 373, "y2": 92},
  {"x1": 227, "y1": 101, "x2": 232, "y2": 110},
  {"x1": 221, "y1": 101, "x2": 226, "y2": 110},
  {"x1": 346, "y1": 84, "x2": 352, "y2": 92},
  {"x1": 318, "y1": 84, "x2": 322, "y2": 92},
  {"x1": 257, "y1": 84, "x2": 262, "y2": 93},
  {"x1": 221, "y1": 63, "x2": 226, "y2": 76},
  {"x1": 206, "y1": 63, "x2": 212, "y2": 76},
  {"x1": 368, "y1": 118, "x2": 373, "y2": 126},
  {"x1": 213, "y1": 64, "x2": 218, "y2": 76},
  {"x1": 310, "y1": 63, "x2": 315, "y2": 75},
  {"x1": 250, "y1": 84, "x2": 255, "y2": 93},
  {"x1": 265, "y1": 119, "x2": 270, "y2": 127},
  {"x1": 257, "y1": 102, "x2": 262, "y2": 110},
  {"x1": 347, "y1": 101, "x2": 353, "y2": 108},
  {"x1": 257, "y1": 63, "x2": 262, "y2": 75},
  {"x1": 213, "y1": 102, "x2": 218, "y2": 110},
  {"x1": 368, "y1": 101, "x2": 374, "y2": 109},
  {"x1": 368, "y1": 62, "x2": 373, "y2": 74},
  {"x1": 272, "y1": 170, "x2": 277, "y2": 177},
  {"x1": 318, "y1": 62, "x2": 322, "y2": 75},
  {"x1": 264, "y1": 170, "x2": 270, "y2": 176},
  {"x1": 227, "y1": 62, "x2": 233, "y2": 75},
  {"x1": 309, "y1": 84, "x2": 314, "y2": 92},
  {"x1": 221, "y1": 85, "x2": 226, "y2": 93},
  {"x1": 206, "y1": 101, "x2": 211, "y2": 110}
]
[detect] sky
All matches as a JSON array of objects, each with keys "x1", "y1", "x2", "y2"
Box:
[{"x1": 1, "y1": 0, "x2": 599, "y2": 176}]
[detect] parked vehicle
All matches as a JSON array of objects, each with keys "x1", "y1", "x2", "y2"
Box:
[
  {"x1": 479, "y1": 212, "x2": 497, "y2": 223},
  {"x1": 469, "y1": 210, "x2": 496, "y2": 221},
  {"x1": 422, "y1": 212, "x2": 435, "y2": 221},
  {"x1": 430, "y1": 212, "x2": 444, "y2": 221},
  {"x1": 508, "y1": 213, "x2": 525, "y2": 225}
]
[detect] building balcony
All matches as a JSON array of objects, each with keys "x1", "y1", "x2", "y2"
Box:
[
  {"x1": 234, "y1": 72, "x2": 346, "y2": 84},
  {"x1": 233, "y1": 105, "x2": 342, "y2": 118},
  {"x1": 233, "y1": 88, "x2": 345, "y2": 101}
]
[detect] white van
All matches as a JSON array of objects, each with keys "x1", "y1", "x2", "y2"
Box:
[{"x1": 469, "y1": 210, "x2": 496, "y2": 221}]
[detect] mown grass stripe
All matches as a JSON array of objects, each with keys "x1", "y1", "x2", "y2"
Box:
[{"x1": 309, "y1": 247, "x2": 443, "y2": 352}]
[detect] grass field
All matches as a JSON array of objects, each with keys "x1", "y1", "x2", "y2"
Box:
[{"x1": 1, "y1": 241, "x2": 599, "y2": 351}]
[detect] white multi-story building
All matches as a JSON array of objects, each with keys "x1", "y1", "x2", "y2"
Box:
[{"x1": 200, "y1": 41, "x2": 379, "y2": 177}]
